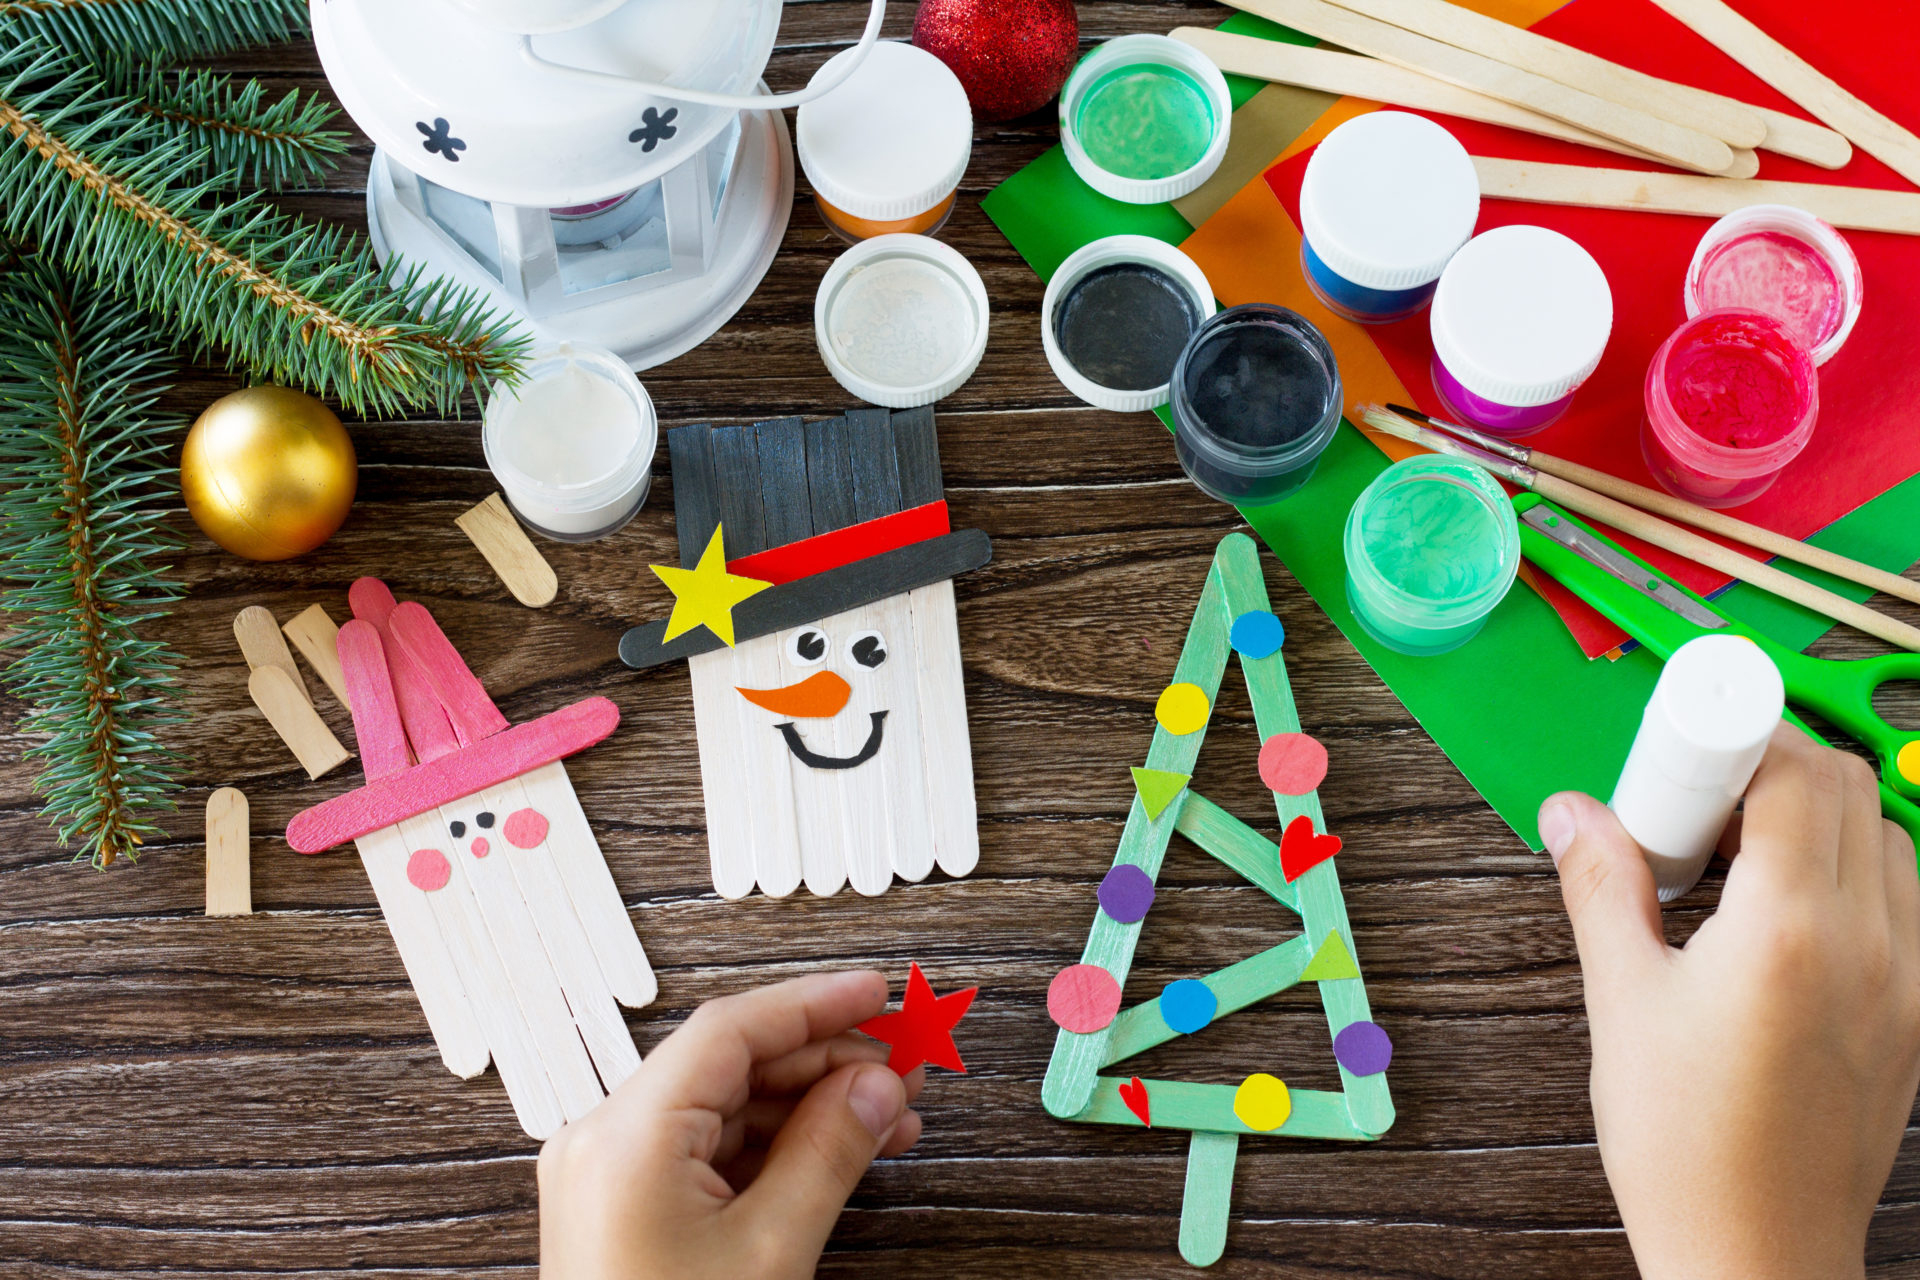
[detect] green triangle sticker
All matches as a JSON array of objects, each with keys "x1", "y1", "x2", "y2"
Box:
[
  {"x1": 1299, "y1": 932, "x2": 1361, "y2": 982},
  {"x1": 1131, "y1": 767, "x2": 1191, "y2": 820}
]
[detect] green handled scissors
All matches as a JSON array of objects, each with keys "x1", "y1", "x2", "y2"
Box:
[{"x1": 1514, "y1": 492, "x2": 1920, "y2": 841}]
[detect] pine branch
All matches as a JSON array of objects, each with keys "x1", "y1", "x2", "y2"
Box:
[
  {"x1": 0, "y1": 252, "x2": 185, "y2": 869},
  {"x1": 0, "y1": 0, "x2": 307, "y2": 67},
  {"x1": 0, "y1": 43, "x2": 529, "y2": 416},
  {"x1": 109, "y1": 64, "x2": 349, "y2": 191}
]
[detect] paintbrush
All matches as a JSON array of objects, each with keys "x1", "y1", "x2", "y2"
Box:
[
  {"x1": 1384, "y1": 401, "x2": 1920, "y2": 609},
  {"x1": 1358, "y1": 404, "x2": 1920, "y2": 653}
]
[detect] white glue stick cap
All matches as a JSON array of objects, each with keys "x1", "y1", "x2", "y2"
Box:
[{"x1": 1609, "y1": 634, "x2": 1784, "y2": 902}]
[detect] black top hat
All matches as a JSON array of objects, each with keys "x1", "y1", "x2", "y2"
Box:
[{"x1": 619, "y1": 406, "x2": 991, "y2": 669}]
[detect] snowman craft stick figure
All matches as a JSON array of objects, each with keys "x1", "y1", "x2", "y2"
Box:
[
  {"x1": 621, "y1": 407, "x2": 991, "y2": 899},
  {"x1": 286, "y1": 579, "x2": 655, "y2": 1141}
]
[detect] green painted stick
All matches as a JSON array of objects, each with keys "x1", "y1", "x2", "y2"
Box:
[
  {"x1": 1081, "y1": 1076, "x2": 1378, "y2": 1139},
  {"x1": 1102, "y1": 934, "x2": 1313, "y2": 1066},
  {"x1": 1175, "y1": 791, "x2": 1299, "y2": 911},
  {"x1": 1180, "y1": 1132, "x2": 1239, "y2": 1268}
]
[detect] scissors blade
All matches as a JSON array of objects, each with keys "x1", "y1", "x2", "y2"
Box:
[{"x1": 1519, "y1": 505, "x2": 1728, "y2": 631}]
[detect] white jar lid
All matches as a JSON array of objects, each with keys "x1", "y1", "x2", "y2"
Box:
[
  {"x1": 1301, "y1": 112, "x2": 1479, "y2": 291},
  {"x1": 796, "y1": 41, "x2": 973, "y2": 223},
  {"x1": 1041, "y1": 235, "x2": 1216, "y2": 413},
  {"x1": 1431, "y1": 225, "x2": 1613, "y2": 408},
  {"x1": 1059, "y1": 34, "x2": 1233, "y2": 205},
  {"x1": 815, "y1": 234, "x2": 989, "y2": 409}
]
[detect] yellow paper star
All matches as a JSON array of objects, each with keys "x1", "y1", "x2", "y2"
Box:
[{"x1": 651, "y1": 524, "x2": 772, "y2": 647}]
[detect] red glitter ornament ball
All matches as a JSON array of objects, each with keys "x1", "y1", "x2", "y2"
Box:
[{"x1": 913, "y1": 0, "x2": 1080, "y2": 124}]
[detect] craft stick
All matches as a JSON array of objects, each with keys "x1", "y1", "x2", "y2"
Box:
[
  {"x1": 1751, "y1": 104, "x2": 1853, "y2": 170},
  {"x1": 1471, "y1": 156, "x2": 1920, "y2": 234},
  {"x1": 722, "y1": 620, "x2": 809, "y2": 900},
  {"x1": 204, "y1": 787, "x2": 251, "y2": 917},
  {"x1": 234, "y1": 606, "x2": 309, "y2": 706},
  {"x1": 337, "y1": 620, "x2": 413, "y2": 780},
  {"x1": 909, "y1": 579, "x2": 982, "y2": 878},
  {"x1": 1173, "y1": 792, "x2": 1298, "y2": 911},
  {"x1": 389, "y1": 602, "x2": 510, "y2": 745},
  {"x1": 1650, "y1": 0, "x2": 1920, "y2": 188},
  {"x1": 282, "y1": 604, "x2": 353, "y2": 709},
  {"x1": 519, "y1": 760, "x2": 658, "y2": 1008},
  {"x1": 1180, "y1": 1132, "x2": 1239, "y2": 1269},
  {"x1": 350, "y1": 579, "x2": 459, "y2": 763},
  {"x1": 869, "y1": 593, "x2": 937, "y2": 886},
  {"x1": 1103, "y1": 935, "x2": 1315, "y2": 1065},
  {"x1": 689, "y1": 647, "x2": 787, "y2": 899},
  {"x1": 457, "y1": 493, "x2": 559, "y2": 609},
  {"x1": 248, "y1": 666, "x2": 351, "y2": 779},
  {"x1": 1173, "y1": 29, "x2": 1759, "y2": 176},
  {"x1": 1223, "y1": 0, "x2": 1736, "y2": 172},
  {"x1": 1080, "y1": 1076, "x2": 1377, "y2": 1139}
]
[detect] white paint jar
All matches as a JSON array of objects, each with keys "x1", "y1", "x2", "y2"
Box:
[{"x1": 483, "y1": 341, "x2": 657, "y2": 541}]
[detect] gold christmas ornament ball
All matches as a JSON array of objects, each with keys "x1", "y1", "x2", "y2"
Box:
[{"x1": 181, "y1": 387, "x2": 357, "y2": 561}]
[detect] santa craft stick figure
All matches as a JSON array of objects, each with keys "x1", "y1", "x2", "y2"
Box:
[
  {"x1": 621, "y1": 408, "x2": 991, "y2": 899},
  {"x1": 288, "y1": 579, "x2": 655, "y2": 1140}
]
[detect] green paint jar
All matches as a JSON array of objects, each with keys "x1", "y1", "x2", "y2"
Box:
[
  {"x1": 1343, "y1": 457, "x2": 1519, "y2": 656},
  {"x1": 1060, "y1": 34, "x2": 1231, "y2": 205}
]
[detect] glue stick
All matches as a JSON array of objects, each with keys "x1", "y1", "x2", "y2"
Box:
[{"x1": 1609, "y1": 634, "x2": 1785, "y2": 902}]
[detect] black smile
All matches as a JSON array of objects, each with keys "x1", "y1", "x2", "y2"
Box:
[{"x1": 776, "y1": 711, "x2": 888, "y2": 770}]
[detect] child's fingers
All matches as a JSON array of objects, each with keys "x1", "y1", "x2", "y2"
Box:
[
  {"x1": 1833, "y1": 750, "x2": 1889, "y2": 904},
  {"x1": 751, "y1": 1032, "x2": 895, "y2": 1095},
  {"x1": 1883, "y1": 820, "x2": 1920, "y2": 961},
  {"x1": 1541, "y1": 791, "x2": 1667, "y2": 994},
  {"x1": 1733, "y1": 726, "x2": 1845, "y2": 890},
  {"x1": 713, "y1": 1065, "x2": 927, "y2": 1167}
]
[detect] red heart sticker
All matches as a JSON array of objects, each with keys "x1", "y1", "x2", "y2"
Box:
[
  {"x1": 1280, "y1": 814, "x2": 1342, "y2": 883},
  {"x1": 1119, "y1": 1075, "x2": 1151, "y2": 1127}
]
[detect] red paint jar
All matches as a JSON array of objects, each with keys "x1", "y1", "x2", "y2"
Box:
[{"x1": 1641, "y1": 308, "x2": 1818, "y2": 509}]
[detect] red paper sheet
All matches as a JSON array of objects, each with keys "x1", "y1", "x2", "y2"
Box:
[{"x1": 1261, "y1": 0, "x2": 1920, "y2": 656}]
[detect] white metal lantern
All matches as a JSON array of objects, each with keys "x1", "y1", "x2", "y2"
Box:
[{"x1": 311, "y1": 0, "x2": 886, "y2": 370}]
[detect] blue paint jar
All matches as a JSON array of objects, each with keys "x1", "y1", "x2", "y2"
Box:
[{"x1": 1299, "y1": 113, "x2": 1479, "y2": 326}]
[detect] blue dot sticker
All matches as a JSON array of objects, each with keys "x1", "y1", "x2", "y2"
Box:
[
  {"x1": 1230, "y1": 611, "x2": 1284, "y2": 659},
  {"x1": 1160, "y1": 979, "x2": 1218, "y2": 1035}
]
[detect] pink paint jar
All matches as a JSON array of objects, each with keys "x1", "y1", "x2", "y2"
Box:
[
  {"x1": 1642, "y1": 308, "x2": 1818, "y2": 509},
  {"x1": 1684, "y1": 205, "x2": 1862, "y2": 366}
]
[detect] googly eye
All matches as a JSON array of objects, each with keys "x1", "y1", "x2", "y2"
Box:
[
  {"x1": 449, "y1": 820, "x2": 466, "y2": 838},
  {"x1": 787, "y1": 627, "x2": 829, "y2": 666},
  {"x1": 476, "y1": 811, "x2": 495, "y2": 829},
  {"x1": 849, "y1": 630, "x2": 888, "y2": 669}
]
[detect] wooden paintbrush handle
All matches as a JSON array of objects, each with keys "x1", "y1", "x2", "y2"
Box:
[{"x1": 1531, "y1": 473, "x2": 1920, "y2": 652}]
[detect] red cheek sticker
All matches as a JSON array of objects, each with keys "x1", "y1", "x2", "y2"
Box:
[
  {"x1": 469, "y1": 837, "x2": 490, "y2": 859},
  {"x1": 504, "y1": 807, "x2": 549, "y2": 850},
  {"x1": 407, "y1": 848, "x2": 451, "y2": 892}
]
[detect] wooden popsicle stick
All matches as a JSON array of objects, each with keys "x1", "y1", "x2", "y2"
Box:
[
  {"x1": 457, "y1": 493, "x2": 559, "y2": 609},
  {"x1": 1224, "y1": 0, "x2": 1736, "y2": 172},
  {"x1": 248, "y1": 665, "x2": 351, "y2": 779},
  {"x1": 204, "y1": 787, "x2": 251, "y2": 918},
  {"x1": 1312, "y1": 0, "x2": 1766, "y2": 147},
  {"x1": 1752, "y1": 104, "x2": 1853, "y2": 171},
  {"x1": 1172, "y1": 30, "x2": 1758, "y2": 177},
  {"x1": 234, "y1": 606, "x2": 309, "y2": 707},
  {"x1": 1471, "y1": 155, "x2": 1920, "y2": 234},
  {"x1": 908, "y1": 578, "x2": 981, "y2": 878},
  {"x1": 1650, "y1": 0, "x2": 1920, "y2": 189},
  {"x1": 688, "y1": 648, "x2": 775, "y2": 900},
  {"x1": 281, "y1": 604, "x2": 352, "y2": 710}
]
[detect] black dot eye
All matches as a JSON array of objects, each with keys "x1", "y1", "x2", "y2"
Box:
[
  {"x1": 849, "y1": 630, "x2": 888, "y2": 668},
  {"x1": 476, "y1": 811, "x2": 495, "y2": 829},
  {"x1": 449, "y1": 821, "x2": 466, "y2": 838},
  {"x1": 787, "y1": 628, "x2": 829, "y2": 666}
]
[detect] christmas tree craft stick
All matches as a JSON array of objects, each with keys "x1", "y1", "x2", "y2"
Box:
[{"x1": 1042, "y1": 534, "x2": 1395, "y2": 1267}]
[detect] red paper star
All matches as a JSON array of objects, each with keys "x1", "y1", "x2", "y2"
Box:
[{"x1": 858, "y1": 963, "x2": 978, "y2": 1076}]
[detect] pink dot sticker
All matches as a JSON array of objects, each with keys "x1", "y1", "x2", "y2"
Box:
[
  {"x1": 504, "y1": 807, "x2": 549, "y2": 850},
  {"x1": 407, "y1": 848, "x2": 451, "y2": 892},
  {"x1": 469, "y1": 837, "x2": 490, "y2": 859},
  {"x1": 1047, "y1": 964, "x2": 1123, "y2": 1034},
  {"x1": 1259, "y1": 732, "x2": 1329, "y2": 796}
]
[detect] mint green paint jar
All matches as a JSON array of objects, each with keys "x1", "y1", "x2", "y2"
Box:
[{"x1": 1343, "y1": 456, "x2": 1519, "y2": 656}]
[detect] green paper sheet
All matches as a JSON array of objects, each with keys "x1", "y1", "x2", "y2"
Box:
[{"x1": 980, "y1": 16, "x2": 1920, "y2": 848}]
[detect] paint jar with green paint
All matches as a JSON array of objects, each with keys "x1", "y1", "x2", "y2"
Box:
[
  {"x1": 1343, "y1": 456, "x2": 1519, "y2": 657},
  {"x1": 1059, "y1": 34, "x2": 1231, "y2": 205}
]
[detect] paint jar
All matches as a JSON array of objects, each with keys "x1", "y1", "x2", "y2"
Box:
[
  {"x1": 1059, "y1": 34, "x2": 1232, "y2": 205},
  {"x1": 1298, "y1": 112, "x2": 1479, "y2": 325},
  {"x1": 482, "y1": 340, "x2": 657, "y2": 541},
  {"x1": 816, "y1": 233, "x2": 990, "y2": 408},
  {"x1": 1684, "y1": 204, "x2": 1862, "y2": 366},
  {"x1": 1429, "y1": 225, "x2": 1613, "y2": 439},
  {"x1": 1169, "y1": 304, "x2": 1342, "y2": 507},
  {"x1": 1343, "y1": 456, "x2": 1520, "y2": 656},
  {"x1": 1641, "y1": 308, "x2": 1819, "y2": 509},
  {"x1": 1041, "y1": 234, "x2": 1216, "y2": 413},
  {"x1": 796, "y1": 41, "x2": 973, "y2": 244}
]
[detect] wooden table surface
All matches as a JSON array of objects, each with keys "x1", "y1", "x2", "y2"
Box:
[{"x1": 6, "y1": 3, "x2": 1920, "y2": 1277}]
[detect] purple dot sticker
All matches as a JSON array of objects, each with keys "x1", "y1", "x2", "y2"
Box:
[
  {"x1": 1230, "y1": 610, "x2": 1285, "y2": 659},
  {"x1": 1098, "y1": 864, "x2": 1156, "y2": 923},
  {"x1": 1333, "y1": 1020, "x2": 1393, "y2": 1077}
]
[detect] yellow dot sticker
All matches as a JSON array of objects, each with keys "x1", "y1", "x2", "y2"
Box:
[
  {"x1": 1899, "y1": 740, "x2": 1920, "y2": 787},
  {"x1": 1155, "y1": 682, "x2": 1210, "y2": 736},
  {"x1": 1232, "y1": 1073, "x2": 1292, "y2": 1132}
]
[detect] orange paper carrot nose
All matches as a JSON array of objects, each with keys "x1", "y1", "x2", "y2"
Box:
[{"x1": 737, "y1": 670, "x2": 851, "y2": 719}]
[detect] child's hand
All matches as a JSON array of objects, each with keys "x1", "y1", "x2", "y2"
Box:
[
  {"x1": 1542, "y1": 726, "x2": 1920, "y2": 1280},
  {"x1": 538, "y1": 971, "x2": 925, "y2": 1279}
]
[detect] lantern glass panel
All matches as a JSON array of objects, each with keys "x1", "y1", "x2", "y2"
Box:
[
  {"x1": 554, "y1": 180, "x2": 672, "y2": 295},
  {"x1": 421, "y1": 179, "x2": 504, "y2": 281},
  {"x1": 707, "y1": 115, "x2": 743, "y2": 221}
]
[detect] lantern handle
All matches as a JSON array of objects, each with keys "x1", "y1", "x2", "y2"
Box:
[{"x1": 519, "y1": 0, "x2": 889, "y2": 110}]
